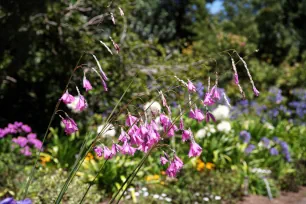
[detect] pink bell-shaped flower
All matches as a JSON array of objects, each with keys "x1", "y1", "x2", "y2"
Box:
[
  {"x1": 62, "y1": 117, "x2": 78, "y2": 135},
  {"x1": 188, "y1": 141, "x2": 202, "y2": 157},
  {"x1": 94, "y1": 146, "x2": 103, "y2": 157},
  {"x1": 182, "y1": 129, "x2": 191, "y2": 142},
  {"x1": 83, "y1": 75, "x2": 93, "y2": 92},
  {"x1": 125, "y1": 114, "x2": 138, "y2": 127},
  {"x1": 60, "y1": 90, "x2": 75, "y2": 104},
  {"x1": 187, "y1": 80, "x2": 196, "y2": 92}
]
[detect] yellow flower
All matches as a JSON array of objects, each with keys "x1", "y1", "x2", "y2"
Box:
[
  {"x1": 145, "y1": 174, "x2": 160, "y2": 181},
  {"x1": 40, "y1": 155, "x2": 51, "y2": 166},
  {"x1": 206, "y1": 162, "x2": 215, "y2": 170},
  {"x1": 85, "y1": 152, "x2": 94, "y2": 161}
]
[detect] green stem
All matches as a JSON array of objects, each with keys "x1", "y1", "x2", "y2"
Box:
[
  {"x1": 22, "y1": 54, "x2": 84, "y2": 199},
  {"x1": 79, "y1": 160, "x2": 108, "y2": 204}
]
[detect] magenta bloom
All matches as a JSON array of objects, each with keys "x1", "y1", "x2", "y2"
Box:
[
  {"x1": 20, "y1": 146, "x2": 32, "y2": 156},
  {"x1": 203, "y1": 92, "x2": 215, "y2": 106},
  {"x1": 187, "y1": 80, "x2": 196, "y2": 92},
  {"x1": 182, "y1": 129, "x2": 191, "y2": 142},
  {"x1": 160, "y1": 156, "x2": 169, "y2": 165},
  {"x1": 206, "y1": 112, "x2": 216, "y2": 123},
  {"x1": 103, "y1": 146, "x2": 113, "y2": 159},
  {"x1": 159, "y1": 114, "x2": 170, "y2": 127},
  {"x1": 75, "y1": 95, "x2": 88, "y2": 112},
  {"x1": 27, "y1": 133, "x2": 37, "y2": 139},
  {"x1": 253, "y1": 87, "x2": 260, "y2": 96},
  {"x1": 83, "y1": 76, "x2": 93, "y2": 91},
  {"x1": 94, "y1": 146, "x2": 103, "y2": 157},
  {"x1": 14, "y1": 121, "x2": 23, "y2": 128},
  {"x1": 21, "y1": 125, "x2": 32, "y2": 133},
  {"x1": 211, "y1": 86, "x2": 221, "y2": 101},
  {"x1": 12, "y1": 136, "x2": 28, "y2": 147},
  {"x1": 125, "y1": 114, "x2": 138, "y2": 127},
  {"x1": 62, "y1": 117, "x2": 78, "y2": 135},
  {"x1": 111, "y1": 143, "x2": 122, "y2": 156},
  {"x1": 130, "y1": 132, "x2": 144, "y2": 146},
  {"x1": 60, "y1": 90, "x2": 74, "y2": 104},
  {"x1": 234, "y1": 73, "x2": 239, "y2": 84},
  {"x1": 121, "y1": 141, "x2": 136, "y2": 155},
  {"x1": 166, "y1": 156, "x2": 184, "y2": 177},
  {"x1": 119, "y1": 128, "x2": 128, "y2": 142},
  {"x1": 179, "y1": 118, "x2": 184, "y2": 130},
  {"x1": 188, "y1": 142, "x2": 202, "y2": 157},
  {"x1": 102, "y1": 79, "x2": 108, "y2": 91},
  {"x1": 28, "y1": 138, "x2": 43, "y2": 150},
  {"x1": 189, "y1": 108, "x2": 204, "y2": 122}
]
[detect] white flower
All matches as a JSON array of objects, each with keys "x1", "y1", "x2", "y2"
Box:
[
  {"x1": 195, "y1": 128, "x2": 206, "y2": 139},
  {"x1": 217, "y1": 121, "x2": 231, "y2": 133},
  {"x1": 264, "y1": 122, "x2": 274, "y2": 130},
  {"x1": 97, "y1": 123, "x2": 116, "y2": 137},
  {"x1": 153, "y1": 194, "x2": 159, "y2": 199},
  {"x1": 165, "y1": 197, "x2": 172, "y2": 202},
  {"x1": 215, "y1": 196, "x2": 221, "y2": 200},
  {"x1": 143, "y1": 192, "x2": 149, "y2": 197},
  {"x1": 203, "y1": 197, "x2": 209, "y2": 201},
  {"x1": 144, "y1": 101, "x2": 161, "y2": 115},
  {"x1": 66, "y1": 96, "x2": 79, "y2": 113},
  {"x1": 211, "y1": 105, "x2": 230, "y2": 120}
]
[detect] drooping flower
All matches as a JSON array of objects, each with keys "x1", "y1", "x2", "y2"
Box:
[
  {"x1": 160, "y1": 155, "x2": 169, "y2": 165},
  {"x1": 94, "y1": 146, "x2": 103, "y2": 157},
  {"x1": 119, "y1": 128, "x2": 128, "y2": 142},
  {"x1": 203, "y1": 92, "x2": 215, "y2": 106},
  {"x1": 205, "y1": 112, "x2": 216, "y2": 123},
  {"x1": 187, "y1": 80, "x2": 196, "y2": 92},
  {"x1": 121, "y1": 141, "x2": 136, "y2": 156},
  {"x1": 160, "y1": 114, "x2": 170, "y2": 127},
  {"x1": 118, "y1": 7, "x2": 124, "y2": 16},
  {"x1": 210, "y1": 85, "x2": 221, "y2": 101},
  {"x1": 110, "y1": 12, "x2": 115, "y2": 24},
  {"x1": 60, "y1": 90, "x2": 75, "y2": 104},
  {"x1": 189, "y1": 108, "x2": 205, "y2": 122},
  {"x1": 111, "y1": 143, "x2": 122, "y2": 156},
  {"x1": 253, "y1": 87, "x2": 260, "y2": 97},
  {"x1": 188, "y1": 142, "x2": 202, "y2": 157},
  {"x1": 126, "y1": 114, "x2": 138, "y2": 127},
  {"x1": 103, "y1": 146, "x2": 113, "y2": 159},
  {"x1": 166, "y1": 156, "x2": 184, "y2": 177},
  {"x1": 234, "y1": 73, "x2": 239, "y2": 85},
  {"x1": 62, "y1": 117, "x2": 78, "y2": 135},
  {"x1": 110, "y1": 37, "x2": 120, "y2": 54},
  {"x1": 12, "y1": 136, "x2": 28, "y2": 147},
  {"x1": 182, "y1": 129, "x2": 191, "y2": 142},
  {"x1": 83, "y1": 75, "x2": 93, "y2": 92},
  {"x1": 75, "y1": 95, "x2": 88, "y2": 112}
]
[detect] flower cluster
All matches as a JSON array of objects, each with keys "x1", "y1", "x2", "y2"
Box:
[
  {"x1": 59, "y1": 55, "x2": 109, "y2": 135},
  {"x1": 0, "y1": 197, "x2": 32, "y2": 204},
  {"x1": 0, "y1": 122, "x2": 42, "y2": 156}
]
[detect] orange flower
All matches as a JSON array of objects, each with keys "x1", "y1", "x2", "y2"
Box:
[
  {"x1": 205, "y1": 162, "x2": 215, "y2": 170},
  {"x1": 85, "y1": 152, "x2": 94, "y2": 161}
]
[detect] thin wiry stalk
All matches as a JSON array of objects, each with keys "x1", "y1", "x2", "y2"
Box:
[
  {"x1": 55, "y1": 79, "x2": 135, "y2": 203},
  {"x1": 79, "y1": 160, "x2": 108, "y2": 204},
  {"x1": 22, "y1": 53, "x2": 85, "y2": 199}
]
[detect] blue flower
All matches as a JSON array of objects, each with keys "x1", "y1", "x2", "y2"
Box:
[
  {"x1": 269, "y1": 147, "x2": 279, "y2": 156},
  {"x1": 239, "y1": 130, "x2": 251, "y2": 143},
  {"x1": 261, "y1": 137, "x2": 270, "y2": 148},
  {"x1": 245, "y1": 144, "x2": 255, "y2": 154}
]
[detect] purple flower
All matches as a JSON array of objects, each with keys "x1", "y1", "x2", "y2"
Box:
[
  {"x1": 103, "y1": 146, "x2": 113, "y2": 159},
  {"x1": 111, "y1": 143, "x2": 122, "y2": 156},
  {"x1": 195, "y1": 82, "x2": 205, "y2": 98},
  {"x1": 234, "y1": 73, "x2": 239, "y2": 85},
  {"x1": 182, "y1": 129, "x2": 191, "y2": 142},
  {"x1": 17, "y1": 198, "x2": 32, "y2": 204},
  {"x1": 125, "y1": 114, "x2": 138, "y2": 127},
  {"x1": 166, "y1": 156, "x2": 184, "y2": 177},
  {"x1": 189, "y1": 108, "x2": 205, "y2": 122},
  {"x1": 0, "y1": 197, "x2": 15, "y2": 204},
  {"x1": 20, "y1": 146, "x2": 32, "y2": 156},
  {"x1": 121, "y1": 141, "x2": 136, "y2": 155},
  {"x1": 239, "y1": 131, "x2": 251, "y2": 143},
  {"x1": 160, "y1": 156, "x2": 169, "y2": 165},
  {"x1": 179, "y1": 118, "x2": 184, "y2": 130},
  {"x1": 83, "y1": 75, "x2": 93, "y2": 92},
  {"x1": 280, "y1": 141, "x2": 291, "y2": 162},
  {"x1": 27, "y1": 133, "x2": 37, "y2": 139},
  {"x1": 205, "y1": 112, "x2": 216, "y2": 123},
  {"x1": 188, "y1": 142, "x2": 202, "y2": 157},
  {"x1": 75, "y1": 95, "x2": 88, "y2": 112},
  {"x1": 12, "y1": 136, "x2": 28, "y2": 147},
  {"x1": 62, "y1": 117, "x2": 78, "y2": 135},
  {"x1": 187, "y1": 80, "x2": 196, "y2": 92},
  {"x1": 28, "y1": 138, "x2": 43, "y2": 150},
  {"x1": 14, "y1": 121, "x2": 23, "y2": 128},
  {"x1": 245, "y1": 144, "x2": 255, "y2": 154},
  {"x1": 94, "y1": 146, "x2": 103, "y2": 157},
  {"x1": 270, "y1": 148, "x2": 279, "y2": 156},
  {"x1": 253, "y1": 87, "x2": 260, "y2": 97},
  {"x1": 261, "y1": 137, "x2": 270, "y2": 148},
  {"x1": 60, "y1": 90, "x2": 74, "y2": 104},
  {"x1": 21, "y1": 125, "x2": 32, "y2": 133}
]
